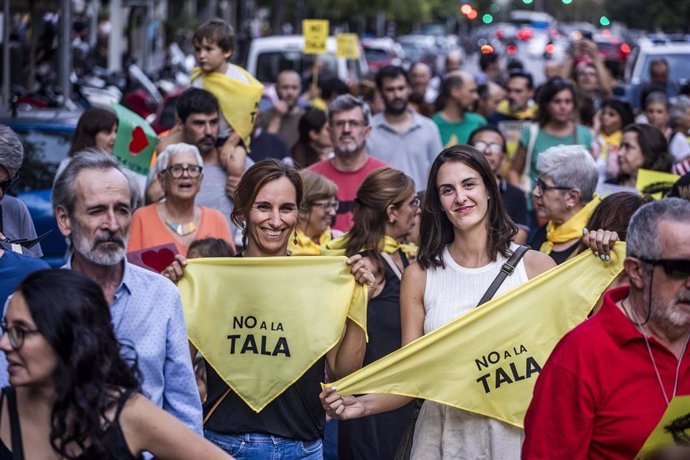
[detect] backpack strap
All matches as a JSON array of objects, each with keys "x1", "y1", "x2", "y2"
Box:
[{"x1": 476, "y1": 245, "x2": 530, "y2": 307}]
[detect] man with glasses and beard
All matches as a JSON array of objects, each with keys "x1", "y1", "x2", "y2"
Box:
[
  {"x1": 523, "y1": 198, "x2": 690, "y2": 460},
  {"x1": 309, "y1": 94, "x2": 387, "y2": 232},
  {"x1": 43, "y1": 151, "x2": 201, "y2": 434},
  {"x1": 366, "y1": 66, "x2": 443, "y2": 191}
]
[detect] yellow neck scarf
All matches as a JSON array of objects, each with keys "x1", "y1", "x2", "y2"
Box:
[
  {"x1": 540, "y1": 195, "x2": 601, "y2": 254},
  {"x1": 288, "y1": 228, "x2": 333, "y2": 256},
  {"x1": 496, "y1": 100, "x2": 538, "y2": 120},
  {"x1": 321, "y1": 234, "x2": 417, "y2": 257},
  {"x1": 598, "y1": 130, "x2": 622, "y2": 160}
]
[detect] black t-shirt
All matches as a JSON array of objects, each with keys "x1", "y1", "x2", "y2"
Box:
[
  {"x1": 203, "y1": 253, "x2": 325, "y2": 441},
  {"x1": 529, "y1": 225, "x2": 579, "y2": 265}
]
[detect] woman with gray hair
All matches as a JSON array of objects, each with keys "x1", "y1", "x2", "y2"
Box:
[
  {"x1": 530, "y1": 145, "x2": 601, "y2": 264},
  {"x1": 128, "y1": 143, "x2": 234, "y2": 259}
]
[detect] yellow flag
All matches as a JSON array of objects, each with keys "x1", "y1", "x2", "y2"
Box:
[
  {"x1": 303, "y1": 20, "x2": 329, "y2": 54},
  {"x1": 636, "y1": 395, "x2": 690, "y2": 459},
  {"x1": 190, "y1": 66, "x2": 264, "y2": 149},
  {"x1": 327, "y1": 246, "x2": 626, "y2": 428},
  {"x1": 336, "y1": 33, "x2": 360, "y2": 59},
  {"x1": 636, "y1": 169, "x2": 680, "y2": 199},
  {"x1": 179, "y1": 256, "x2": 367, "y2": 412}
]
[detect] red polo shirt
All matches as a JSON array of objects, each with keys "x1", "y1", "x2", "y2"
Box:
[{"x1": 523, "y1": 285, "x2": 690, "y2": 460}]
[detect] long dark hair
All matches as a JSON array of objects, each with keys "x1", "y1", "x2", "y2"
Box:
[
  {"x1": 291, "y1": 108, "x2": 328, "y2": 168},
  {"x1": 536, "y1": 77, "x2": 577, "y2": 127},
  {"x1": 343, "y1": 168, "x2": 415, "y2": 260},
  {"x1": 417, "y1": 145, "x2": 518, "y2": 269},
  {"x1": 232, "y1": 159, "x2": 303, "y2": 248},
  {"x1": 15, "y1": 269, "x2": 140, "y2": 459},
  {"x1": 623, "y1": 124, "x2": 673, "y2": 172},
  {"x1": 68, "y1": 108, "x2": 118, "y2": 156}
]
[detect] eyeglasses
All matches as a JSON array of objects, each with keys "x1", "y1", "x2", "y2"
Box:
[
  {"x1": 165, "y1": 164, "x2": 203, "y2": 178},
  {"x1": 331, "y1": 119, "x2": 367, "y2": 130},
  {"x1": 637, "y1": 257, "x2": 690, "y2": 279},
  {"x1": 311, "y1": 200, "x2": 339, "y2": 211},
  {"x1": 409, "y1": 196, "x2": 421, "y2": 210},
  {"x1": 0, "y1": 319, "x2": 41, "y2": 350},
  {"x1": 535, "y1": 178, "x2": 571, "y2": 193},
  {"x1": 473, "y1": 141, "x2": 503, "y2": 155}
]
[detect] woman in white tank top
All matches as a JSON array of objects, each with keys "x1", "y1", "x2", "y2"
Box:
[{"x1": 321, "y1": 145, "x2": 555, "y2": 459}]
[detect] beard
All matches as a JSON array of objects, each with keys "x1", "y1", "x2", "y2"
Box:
[
  {"x1": 334, "y1": 136, "x2": 366, "y2": 156},
  {"x1": 649, "y1": 286, "x2": 690, "y2": 330},
  {"x1": 72, "y1": 223, "x2": 128, "y2": 266},
  {"x1": 385, "y1": 99, "x2": 408, "y2": 116}
]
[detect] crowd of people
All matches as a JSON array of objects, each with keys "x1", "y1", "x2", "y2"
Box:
[{"x1": 1, "y1": 17, "x2": 690, "y2": 460}]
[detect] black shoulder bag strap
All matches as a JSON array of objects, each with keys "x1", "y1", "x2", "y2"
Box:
[
  {"x1": 476, "y1": 245, "x2": 530, "y2": 307},
  {"x1": 5, "y1": 387, "x2": 24, "y2": 460}
]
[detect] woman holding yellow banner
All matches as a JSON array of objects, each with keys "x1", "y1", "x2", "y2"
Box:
[
  {"x1": 321, "y1": 146, "x2": 554, "y2": 459},
  {"x1": 327, "y1": 167, "x2": 419, "y2": 459},
  {"x1": 164, "y1": 159, "x2": 375, "y2": 459}
]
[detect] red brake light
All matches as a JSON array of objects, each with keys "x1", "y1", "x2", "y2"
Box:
[
  {"x1": 480, "y1": 45, "x2": 494, "y2": 54},
  {"x1": 507, "y1": 45, "x2": 517, "y2": 55},
  {"x1": 620, "y1": 43, "x2": 631, "y2": 54},
  {"x1": 545, "y1": 44, "x2": 555, "y2": 54}
]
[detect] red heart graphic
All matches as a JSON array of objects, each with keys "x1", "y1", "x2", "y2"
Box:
[
  {"x1": 129, "y1": 126, "x2": 149, "y2": 156},
  {"x1": 141, "y1": 248, "x2": 176, "y2": 273}
]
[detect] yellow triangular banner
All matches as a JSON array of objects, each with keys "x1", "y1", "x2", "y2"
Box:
[
  {"x1": 190, "y1": 66, "x2": 264, "y2": 149},
  {"x1": 326, "y1": 245, "x2": 626, "y2": 428},
  {"x1": 179, "y1": 256, "x2": 367, "y2": 412}
]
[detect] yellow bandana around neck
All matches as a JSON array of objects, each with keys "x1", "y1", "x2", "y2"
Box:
[
  {"x1": 540, "y1": 195, "x2": 601, "y2": 254},
  {"x1": 178, "y1": 256, "x2": 367, "y2": 412},
  {"x1": 321, "y1": 234, "x2": 417, "y2": 257},
  {"x1": 598, "y1": 130, "x2": 622, "y2": 160},
  {"x1": 190, "y1": 66, "x2": 264, "y2": 149},
  {"x1": 496, "y1": 100, "x2": 538, "y2": 120},
  {"x1": 288, "y1": 228, "x2": 333, "y2": 256}
]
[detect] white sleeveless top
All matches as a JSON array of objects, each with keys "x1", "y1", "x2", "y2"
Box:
[{"x1": 423, "y1": 242, "x2": 529, "y2": 334}]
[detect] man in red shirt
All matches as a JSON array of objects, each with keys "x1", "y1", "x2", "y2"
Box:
[
  {"x1": 523, "y1": 198, "x2": 690, "y2": 459},
  {"x1": 309, "y1": 95, "x2": 387, "y2": 232}
]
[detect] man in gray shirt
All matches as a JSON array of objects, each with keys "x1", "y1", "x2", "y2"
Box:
[
  {"x1": 366, "y1": 66, "x2": 443, "y2": 191},
  {"x1": 173, "y1": 88, "x2": 252, "y2": 240}
]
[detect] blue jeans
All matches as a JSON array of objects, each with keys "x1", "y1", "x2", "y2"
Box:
[{"x1": 204, "y1": 430, "x2": 323, "y2": 460}]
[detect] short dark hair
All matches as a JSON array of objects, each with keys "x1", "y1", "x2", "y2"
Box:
[
  {"x1": 15, "y1": 269, "x2": 140, "y2": 458},
  {"x1": 188, "y1": 237, "x2": 235, "y2": 257},
  {"x1": 600, "y1": 99, "x2": 635, "y2": 128},
  {"x1": 175, "y1": 88, "x2": 220, "y2": 123},
  {"x1": 479, "y1": 52, "x2": 499, "y2": 72},
  {"x1": 193, "y1": 19, "x2": 235, "y2": 53},
  {"x1": 508, "y1": 71, "x2": 534, "y2": 90},
  {"x1": 375, "y1": 65, "x2": 410, "y2": 91},
  {"x1": 622, "y1": 124, "x2": 674, "y2": 172},
  {"x1": 320, "y1": 77, "x2": 350, "y2": 101}
]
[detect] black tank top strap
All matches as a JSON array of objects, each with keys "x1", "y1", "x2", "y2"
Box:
[
  {"x1": 2, "y1": 387, "x2": 24, "y2": 460},
  {"x1": 399, "y1": 249, "x2": 410, "y2": 268}
]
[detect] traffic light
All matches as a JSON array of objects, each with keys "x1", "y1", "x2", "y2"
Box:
[
  {"x1": 460, "y1": 4, "x2": 472, "y2": 15},
  {"x1": 522, "y1": 0, "x2": 533, "y2": 4},
  {"x1": 600, "y1": 16, "x2": 610, "y2": 26},
  {"x1": 562, "y1": 0, "x2": 573, "y2": 4},
  {"x1": 482, "y1": 13, "x2": 493, "y2": 24}
]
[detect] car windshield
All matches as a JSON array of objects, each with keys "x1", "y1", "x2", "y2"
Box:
[
  {"x1": 13, "y1": 128, "x2": 73, "y2": 192},
  {"x1": 640, "y1": 53, "x2": 690, "y2": 83},
  {"x1": 255, "y1": 51, "x2": 338, "y2": 83}
]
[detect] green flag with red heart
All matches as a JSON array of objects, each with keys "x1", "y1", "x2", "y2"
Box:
[{"x1": 112, "y1": 102, "x2": 158, "y2": 175}]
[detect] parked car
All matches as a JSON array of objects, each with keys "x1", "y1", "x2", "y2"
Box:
[
  {"x1": 245, "y1": 35, "x2": 368, "y2": 85},
  {"x1": 1, "y1": 107, "x2": 82, "y2": 266},
  {"x1": 362, "y1": 38, "x2": 406, "y2": 72},
  {"x1": 619, "y1": 40, "x2": 690, "y2": 106}
]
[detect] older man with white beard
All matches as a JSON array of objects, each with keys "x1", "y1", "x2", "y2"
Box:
[
  {"x1": 48, "y1": 151, "x2": 202, "y2": 433},
  {"x1": 523, "y1": 198, "x2": 690, "y2": 460},
  {"x1": 308, "y1": 94, "x2": 388, "y2": 232}
]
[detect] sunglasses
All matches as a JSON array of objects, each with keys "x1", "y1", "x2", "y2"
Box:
[{"x1": 637, "y1": 257, "x2": 690, "y2": 279}]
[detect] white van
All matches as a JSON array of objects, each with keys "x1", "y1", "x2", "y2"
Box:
[{"x1": 245, "y1": 35, "x2": 369, "y2": 85}]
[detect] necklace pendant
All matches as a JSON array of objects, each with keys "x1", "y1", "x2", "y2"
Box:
[{"x1": 166, "y1": 220, "x2": 197, "y2": 236}]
